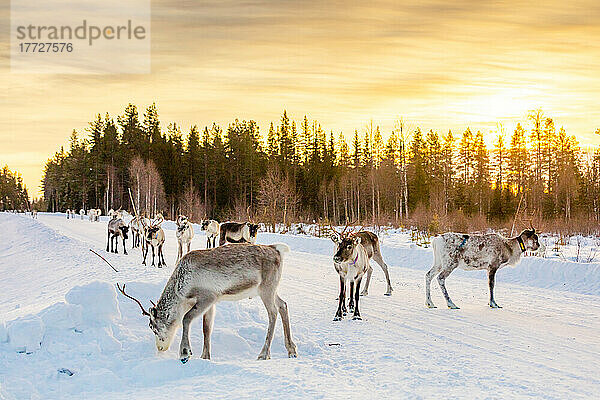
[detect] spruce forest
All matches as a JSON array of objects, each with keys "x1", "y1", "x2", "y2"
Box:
[{"x1": 40, "y1": 104, "x2": 600, "y2": 234}]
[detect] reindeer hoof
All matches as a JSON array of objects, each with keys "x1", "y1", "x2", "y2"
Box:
[
  {"x1": 489, "y1": 303, "x2": 502, "y2": 309},
  {"x1": 384, "y1": 292, "x2": 392, "y2": 296},
  {"x1": 180, "y1": 357, "x2": 190, "y2": 364},
  {"x1": 352, "y1": 315, "x2": 362, "y2": 321},
  {"x1": 426, "y1": 303, "x2": 437, "y2": 309},
  {"x1": 333, "y1": 316, "x2": 342, "y2": 321},
  {"x1": 360, "y1": 292, "x2": 368, "y2": 297},
  {"x1": 257, "y1": 354, "x2": 270, "y2": 360},
  {"x1": 448, "y1": 304, "x2": 460, "y2": 309}
]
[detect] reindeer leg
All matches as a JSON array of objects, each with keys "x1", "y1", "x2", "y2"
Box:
[
  {"x1": 348, "y1": 281, "x2": 355, "y2": 311},
  {"x1": 106, "y1": 231, "x2": 110, "y2": 252},
  {"x1": 151, "y1": 246, "x2": 155, "y2": 266},
  {"x1": 179, "y1": 297, "x2": 215, "y2": 363},
  {"x1": 425, "y1": 264, "x2": 442, "y2": 308},
  {"x1": 160, "y1": 245, "x2": 166, "y2": 266},
  {"x1": 372, "y1": 252, "x2": 393, "y2": 296},
  {"x1": 257, "y1": 291, "x2": 278, "y2": 360},
  {"x1": 201, "y1": 304, "x2": 216, "y2": 360},
  {"x1": 177, "y1": 242, "x2": 182, "y2": 263},
  {"x1": 360, "y1": 265, "x2": 373, "y2": 296},
  {"x1": 123, "y1": 236, "x2": 127, "y2": 255},
  {"x1": 275, "y1": 295, "x2": 298, "y2": 358},
  {"x1": 142, "y1": 243, "x2": 148, "y2": 265},
  {"x1": 187, "y1": 242, "x2": 191, "y2": 254},
  {"x1": 352, "y1": 277, "x2": 363, "y2": 320},
  {"x1": 438, "y1": 263, "x2": 459, "y2": 309},
  {"x1": 488, "y1": 266, "x2": 501, "y2": 308},
  {"x1": 334, "y1": 276, "x2": 346, "y2": 321}
]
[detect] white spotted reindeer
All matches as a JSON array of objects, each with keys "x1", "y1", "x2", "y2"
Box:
[
  {"x1": 425, "y1": 229, "x2": 542, "y2": 309},
  {"x1": 117, "y1": 243, "x2": 297, "y2": 362}
]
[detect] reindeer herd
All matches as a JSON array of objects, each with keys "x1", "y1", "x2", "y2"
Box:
[{"x1": 61, "y1": 208, "x2": 542, "y2": 362}]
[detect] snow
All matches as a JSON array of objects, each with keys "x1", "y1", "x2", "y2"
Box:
[{"x1": 1, "y1": 212, "x2": 600, "y2": 399}]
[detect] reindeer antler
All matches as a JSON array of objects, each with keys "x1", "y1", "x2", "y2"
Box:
[
  {"x1": 328, "y1": 224, "x2": 342, "y2": 238},
  {"x1": 116, "y1": 283, "x2": 151, "y2": 316}
]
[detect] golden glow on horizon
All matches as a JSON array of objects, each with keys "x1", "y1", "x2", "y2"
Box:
[{"x1": 2, "y1": 0, "x2": 600, "y2": 197}]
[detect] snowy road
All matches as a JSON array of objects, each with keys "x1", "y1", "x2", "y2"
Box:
[{"x1": 1, "y1": 212, "x2": 599, "y2": 399}]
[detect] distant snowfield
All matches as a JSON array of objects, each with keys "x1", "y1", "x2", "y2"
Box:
[{"x1": 1, "y1": 213, "x2": 599, "y2": 399}]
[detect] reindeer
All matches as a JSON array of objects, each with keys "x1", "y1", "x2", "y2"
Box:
[
  {"x1": 129, "y1": 215, "x2": 146, "y2": 249},
  {"x1": 201, "y1": 219, "x2": 219, "y2": 248},
  {"x1": 219, "y1": 222, "x2": 259, "y2": 246},
  {"x1": 106, "y1": 217, "x2": 129, "y2": 254},
  {"x1": 425, "y1": 229, "x2": 542, "y2": 309},
  {"x1": 88, "y1": 209, "x2": 100, "y2": 222},
  {"x1": 79, "y1": 209, "x2": 85, "y2": 220},
  {"x1": 330, "y1": 225, "x2": 393, "y2": 296},
  {"x1": 143, "y1": 214, "x2": 166, "y2": 267},
  {"x1": 116, "y1": 243, "x2": 297, "y2": 362},
  {"x1": 176, "y1": 215, "x2": 195, "y2": 262},
  {"x1": 330, "y1": 232, "x2": 370, "y2": 321},
  {"x1": 31, "y1": 210, "x2": 38, "y2": 219}
]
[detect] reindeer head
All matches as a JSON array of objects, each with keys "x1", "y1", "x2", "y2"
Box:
[
  {"x1": 518, "y1": 228, "x2": 540, "y2": 252},
  {"x1": 177, "y1": 215, "x2": 188, "y2": 227},
  {"x1": 331, "y1": 234, "x2": 362, "y2": 263},
  {"x1": 116, "y1": 284, "x2": 177, "y2": 352},
  {"x1": 146, "y1": 226, "x2": 160, "y2": 240},
  {"x1": 119, "y1": 225, "x2": 129, "y2": 239},
  {"x1": 248, "y1": 223, "x2": 260, "y2": 240}
]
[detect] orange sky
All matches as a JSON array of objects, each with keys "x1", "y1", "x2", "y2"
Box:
[{"x1": 2, "y1": 0, "x2": 600, "y2": 197}]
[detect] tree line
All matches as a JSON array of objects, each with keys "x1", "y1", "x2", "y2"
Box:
[
  {"x1": 41, "y1": 104, "x2": 600, "y2": 233},
  {"x1": 0, "y1": 166, "x2": 29, "y2": 211}
]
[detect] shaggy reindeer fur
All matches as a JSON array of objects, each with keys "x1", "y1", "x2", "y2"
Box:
[
  {"x1": 219, "y1": 222, "x2": 259, "y2": 246},
  {"x1": 176, "y1": 215, "x2": 195, "y2": 262},
  {"x1": 118, "y1": 243, "x2": 297, "y2": 362},
  {"x1": 201, "y1": 219, "x2": 220, "y2": 248},
  {"x1": 425, "y1": 229, "x2": 541, "y2": 309},
  {"x1": 106, "y1": 218, "x2": 129, "y2": 254}
]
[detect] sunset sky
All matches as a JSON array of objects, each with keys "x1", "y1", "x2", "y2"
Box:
[{"x1": 2, "y1": 0, "x2": 600, "y2": 197}]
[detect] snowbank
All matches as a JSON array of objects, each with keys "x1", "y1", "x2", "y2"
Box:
[{"x1": 6, "y1": 315, "x2": 44, "y2": 353}]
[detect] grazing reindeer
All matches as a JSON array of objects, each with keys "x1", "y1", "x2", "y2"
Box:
[
  {"x1": 219, "y1": 222, "x2": 259, "y2": 246},
  {"x1": 425, "y1": 229, "x2": 542, "y2": 309},
  {"x1": 201, "y1": 219, "x2": 219, "y2": 248},
  {"x1": 143, "y1": 214, "x2": 166, "y2": 267},
  {"x1": 116, "y1": 243, "x2": 297, "y2": 362},
  {"x1": 106, "y1": 217, "x2": 129, "y2": 254},
  {"x1": 331, "y1": 233, "x2": 370, "y2": 321},
  {"x1": 331, "y1": 226, "x2": 393, "y2": 296},
  {"x1": 176, "y1": 215, "x2": 195, "y2": 262}
]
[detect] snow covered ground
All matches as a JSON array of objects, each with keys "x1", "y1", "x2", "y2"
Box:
[{"x1": 1, "y1": 212, "x2": 599, "y2": 399}]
